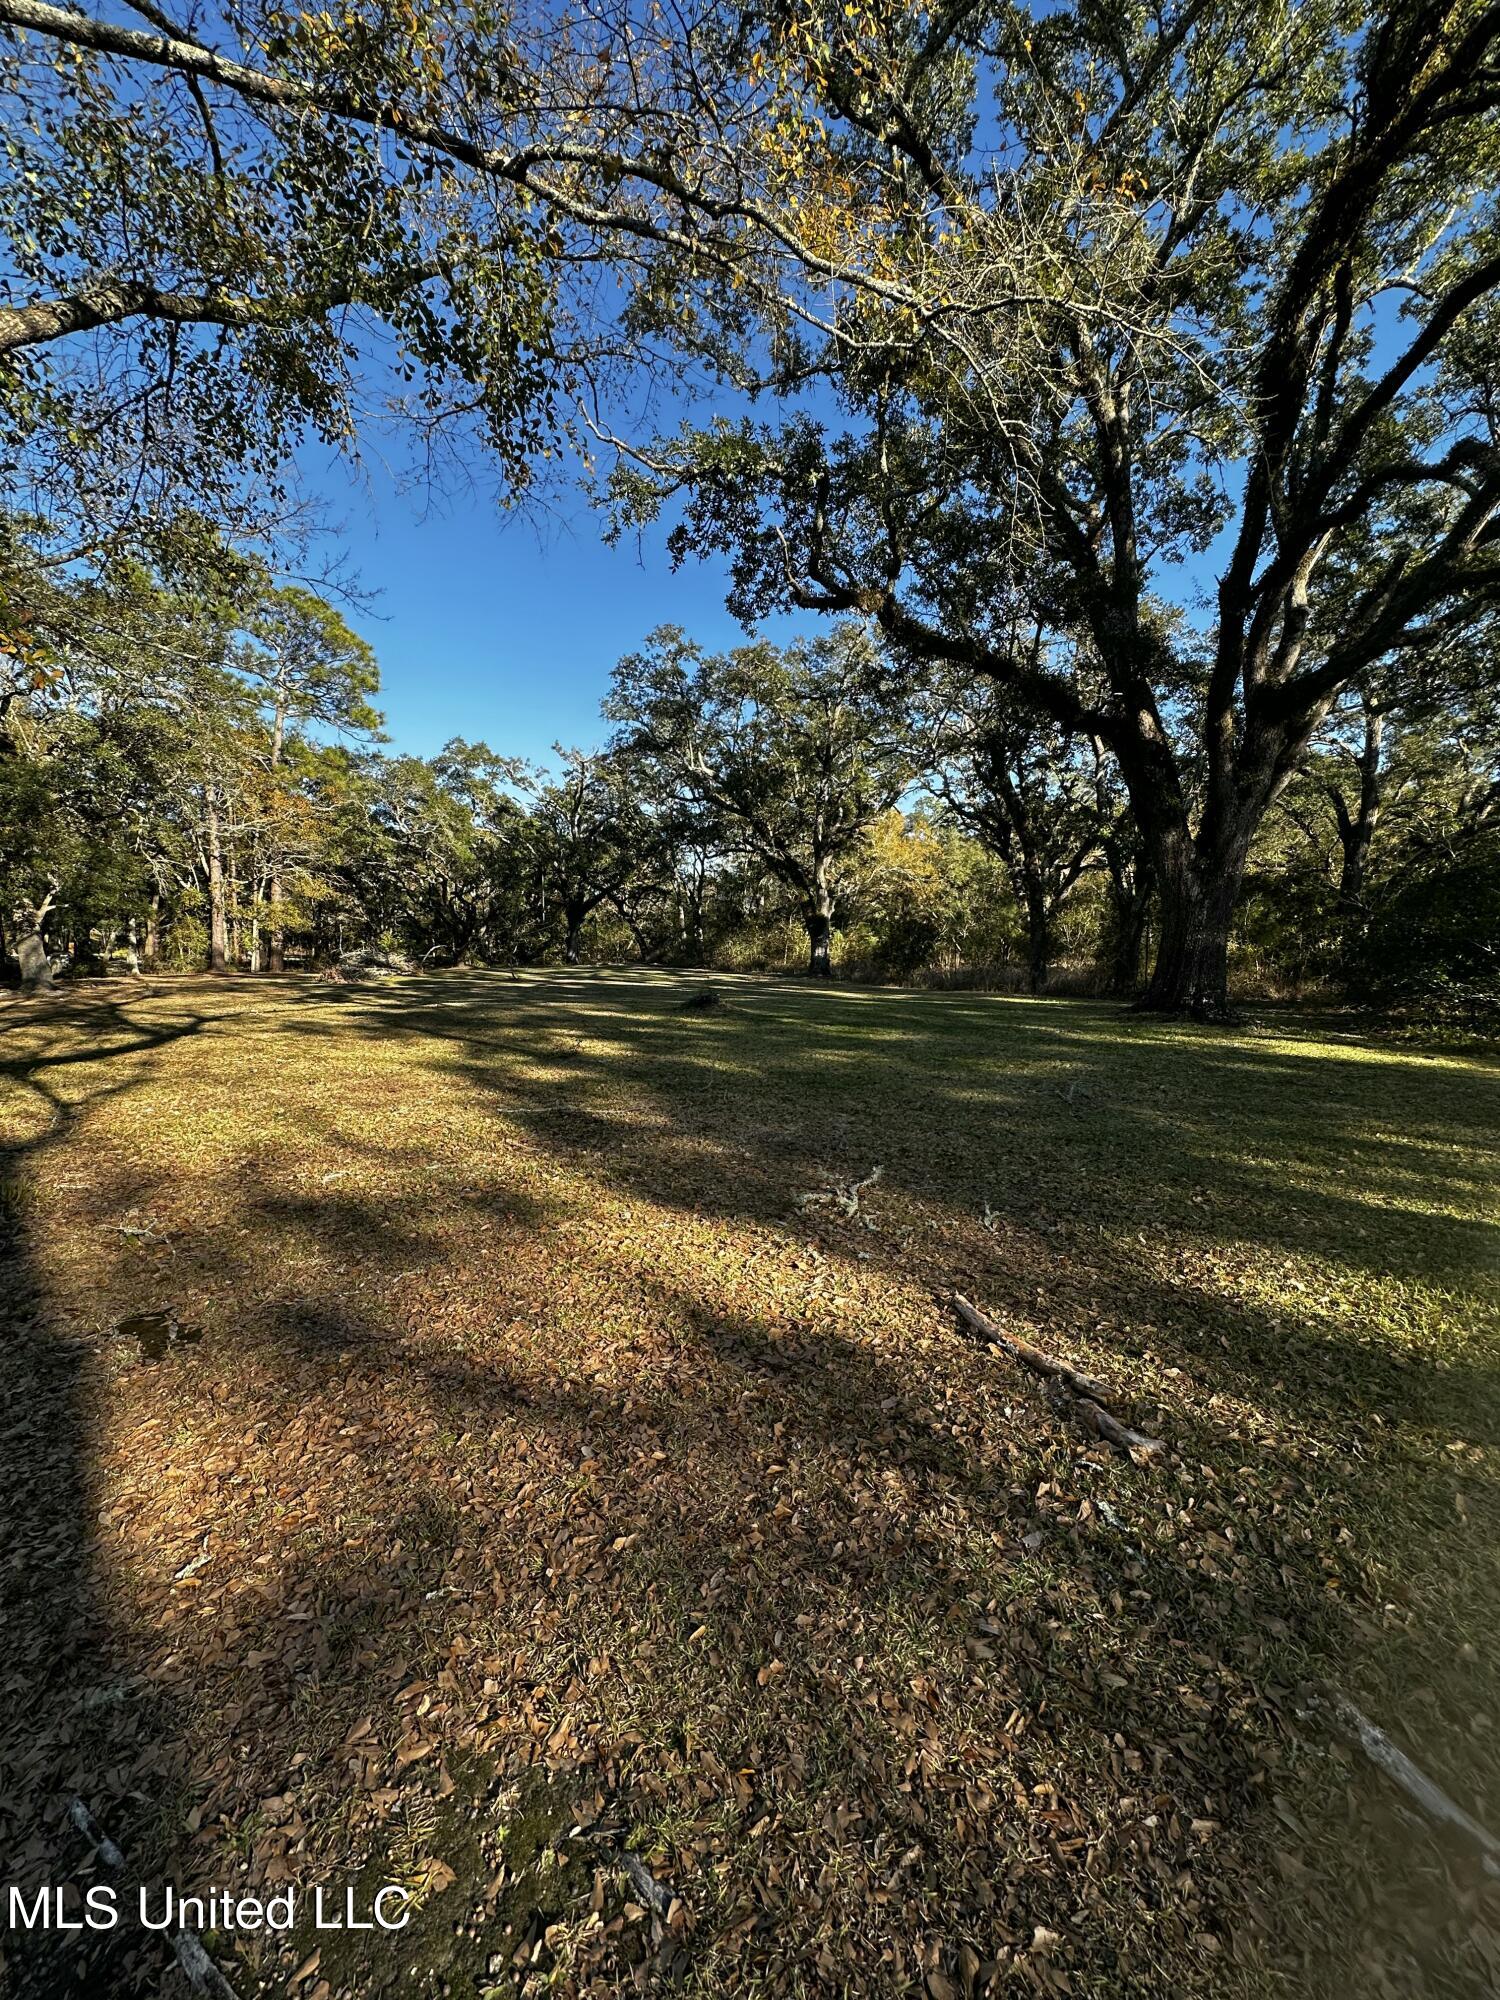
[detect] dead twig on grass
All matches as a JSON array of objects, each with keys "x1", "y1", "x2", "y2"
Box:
[
  {"x1": 108, "y1": 1215, "x2": 174, "y2": 1252},
  {"x1": 794, "y1": 1164, "x2": 883, "y2": 1225},
  {"x1": 953, "y1": 1294, "x2": 1112, "y2": 1402},
  {"x1": 1072, "y1": 1395, "x2": 1166, "y2": 1460},
  {"x1": 952, "y1": 1294, "x2": 1164, "y2": 1460},
  {"x1": 68, "y1": 1798, "x2": 239, "y2": 1999},
  {"x1": 1300, "y1": 1692, "x2": 1500, "y2": 1879}
]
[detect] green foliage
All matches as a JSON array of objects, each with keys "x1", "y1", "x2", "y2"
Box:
[
  {"x1": 0, "y1": 1, "x2": 565, "y2": 557},
  {"x1": 839, "y1": 809, "x2": 1019, "y2": 981},
  {"x1": 603, "y1": 0, "x2": 1500, "y2": 1011},
  {"x1": 0, "y1": 524, "x2": 382, "y2": 976},
  {"x1": 526, "y1": 747, "x2": 659, "y2": 961},
  {"x1": 4, "y1": 0, "x2": 1499, "y2": 1017},
  {"x1": 1356, "y1": 847, "x2": 1500, "y2": 1019},
  {"x1": 608, "y1": 622, "x2": 929, "y2": 967}
]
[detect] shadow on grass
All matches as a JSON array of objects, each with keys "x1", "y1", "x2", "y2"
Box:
[
  {"x1": 3, "y1": 971, "x2": 1498, "y2": 1996},
  {"x1": 0, "y1": 997, "x2": 224, "y2": 1997}
]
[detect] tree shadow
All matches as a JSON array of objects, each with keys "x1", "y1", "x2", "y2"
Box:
[
  {"x1": 255, "y1": 969, "x2": 1500, "y2": 1987},
  {"x1": 57, "y1": 1178, "x2": 1324, "y2": 1994},
  {"x1": 0, "y1": 997, "x2": 225, "y2": 1996},
  {"x1": 5, "y1": 972, "x2": 1498, "y2": 1996}
]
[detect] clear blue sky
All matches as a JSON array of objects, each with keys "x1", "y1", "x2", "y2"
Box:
[{"x1": 297, "y1": 435, "x2": 816, "y2": 769}]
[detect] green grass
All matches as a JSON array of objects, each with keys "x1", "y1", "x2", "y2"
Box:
[{"x1": 1, "y1": 968, "x2": 1497, "y2": 1997}]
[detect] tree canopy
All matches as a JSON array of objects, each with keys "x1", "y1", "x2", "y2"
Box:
[
  {"x1": 604, "y1": 0, "x2": 1500, "y2": 1011},
  {"x1": 608, "y1": 623, "x2": 926, "y2": 973},
  {"x1": 2, "y1": 0, "x2": 1498, "y2": 1012}
]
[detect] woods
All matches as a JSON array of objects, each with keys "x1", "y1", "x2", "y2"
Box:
[
  {"x1": 2, "y1": 0, "x2": 1498, "y2": 1012},
  {"x1": 4, "y1": 548, "x2": 1494, "y2": 1007}
]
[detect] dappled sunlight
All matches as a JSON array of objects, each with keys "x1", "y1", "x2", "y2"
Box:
[{"x1": 2, "y1": 972, "x2": 1498, "y2": 1997}]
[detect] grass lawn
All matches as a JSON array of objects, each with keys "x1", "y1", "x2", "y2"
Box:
[{"x1": 2, "y1": 968, "x2": 1498, "y2": 1999}]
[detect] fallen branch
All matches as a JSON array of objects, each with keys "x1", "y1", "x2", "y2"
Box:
[
  {"x1": 1073, "y1": 1395, "x2": 1166, "y2": 1461},
  {"x1": 68, "y1": 1798, "x2": 239, "y2": 1999},
  {"x1": 952, "y1": 1295, "x2": 1112, "y2": 1403},
  {"x1": 1308, "y1": 1693, "x2": 1500, "y2": 1879},
  {"x1": 794, "y1": 1163, "x2": 883, "y2": 1224},
  {"x1": 952, "y1": 1295, "x2": 1164, "y2": 1459}
]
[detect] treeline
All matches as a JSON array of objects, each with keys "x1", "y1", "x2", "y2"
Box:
[
  {"x1": 6, "y1": 1, "x2": 1500, "y2": 1017},
  {"x1": 4, "y1": 541, "x2": 1494, "y2": 1013}
]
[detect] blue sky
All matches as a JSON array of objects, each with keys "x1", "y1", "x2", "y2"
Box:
[{"x1": 299, "y1": 434, "x2": 816, "y2": 770}]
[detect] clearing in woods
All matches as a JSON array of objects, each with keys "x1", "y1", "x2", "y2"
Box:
[{"x1": 1, "y1": 969, "x2": 1497, "y2": 1998}]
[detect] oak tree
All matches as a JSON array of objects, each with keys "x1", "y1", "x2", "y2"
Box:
[
  {"x1": 605, "y1": 0, "x2": 1500, "y2": 1014},
  {"x1": 609, "y1": 623, "x2": 925, "y2": 976}
]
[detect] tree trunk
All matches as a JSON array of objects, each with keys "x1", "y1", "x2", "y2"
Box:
[
  {"x1": 1102, "y1": 845, "x2": 1152, "y2": 995},
  {"x1": 1023, "y1": 873, "x2": 1050, "y2": 994},
  {"x1": 17, "y1": 927, "x2": 53, "y2": 994},
  {"x1": 806, "y1": 902, "x2": 834, "y2": 977},
  {"x1": 267, "y1": 695, "x2": 286, "y2": 973},
  {"x1": 205, "y1": 787, "x2": 229, "y2": 974},
  {"x1": 1337, "y1": 820, "x2": 1375, "y2": 915},
  {"x1": 145, "y1": 891, "x2": 161, "y2": 970},
  {"x1": 1139, "y1": 839, "x2": 1249, "y2": 1017},
  {"x1": 1110, "y1": 885, "x2": 1151, "y2": 995},
  {"x1": 268, "y1": 871, "x2": 284, "y2": 973},
  {"x1": 15, "y1": 886, "x2": 58, "y2": 995},
  {"x1": 564, "y1": 902, "x2": 585, "y2": 964},
  {"x1": 1335, "y1": 708, "x2": 1385, "y2": 921},
  {"x1": 611, "y1": 895, "x2": 652, "y2": 961},
  {"x1": 677, "y1": 886, "x2": 707, "y2": 966},
  {"x1": 227, "y1": 824, "x2": 241, "y2": 969}
]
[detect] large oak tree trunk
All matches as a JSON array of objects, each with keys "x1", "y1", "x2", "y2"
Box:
[
  {"x1": 1119, "y1": 710, "x2": 1279, "y2": 1018},
  {"x1": 563, "y1": 902, "x2": 586, "y2": 964},
  {"x1": 1140, "y1": 837, "x2": 1250, "y2": 1017},
  {"x1": 15, "y1": 886, "x2": 58, "y2": 994},
  {"x1": 17, "y1": 927, "x2": 52, "y2": 994},
  {"x1": 805, "y1": 899, "x2": 834, "y2": 977}
]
